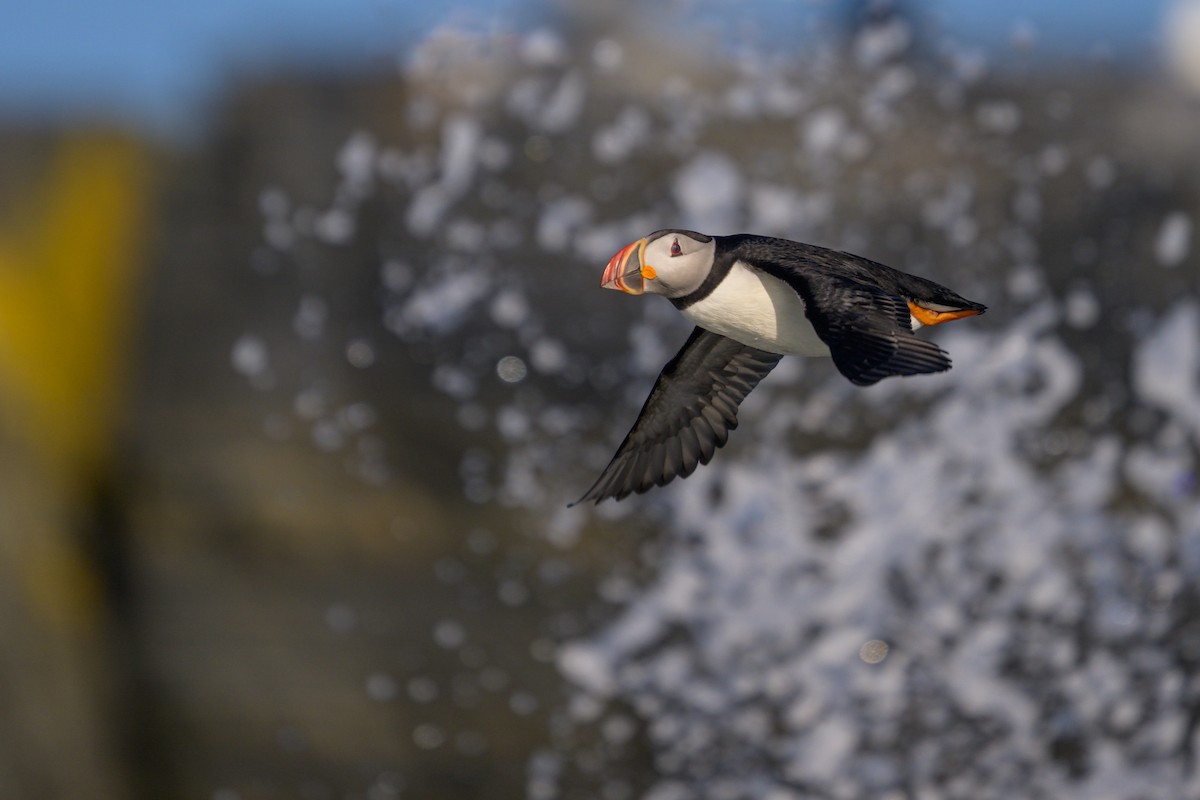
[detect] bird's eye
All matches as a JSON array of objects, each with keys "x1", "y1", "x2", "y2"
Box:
[{"x1": 670, "y1": 239, "x2": 682, "y2": 257}]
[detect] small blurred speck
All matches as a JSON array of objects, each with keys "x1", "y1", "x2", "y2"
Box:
[
  {"x1": 408, "y1": 677, "x2": 438, "y2": 703},
  {"x1": 593, "y1": 39, "x2": 623, "y2": 71},
  {"x1": 456, "y1": 730, "x2": 489, "y2": 756},
  {"x1": 530, "y1": 638, "x2": 557, "y2": 662},
  {"x1": 859, "y1": 639, "x2": 890, "y2": 664},
  {"x1": 497, "y1": 355, "x2": 528, "y2": 383},
  {"x1": 231, "y1": 334, "x2": 268, "y2": 378},
  {"x1": 346, "y1": 338, "x2": 376, "y2": 368},
  {"x1": 324, "y1": 603, "x2": 357, "y2": 634},
  {"x1": 367, "y1": 772, "x2": 404, "y2": 800},
  {"x1": 365, "y1": 673, "x2": 398, "y2": 703},
  {"x1": 434, "y1": 620, "x2": 466, "y2": 649},
  {"x1": 413, "y1": 723, "x2": 445, "y2": 749},
  {"x1": 509, "y1": 690, "x2": 539, "y2": 716},
  {"x1": 467, "y1": 528, "x2": 497, "y2": 555}
]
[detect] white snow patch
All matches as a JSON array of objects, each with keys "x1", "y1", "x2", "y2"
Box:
[
  {"x1": 559, "y1": 644, "x2": 616, "y2": 697},
  {"x1": 673, "y1": 152, "x2": 743, "y2": 233},
  {"x1": 293, "y1": 294, "x2": 328, "y2": 340},
  {"x1": 231, "y1": 335, "x2": 269, "y2": 378},
  {"x1": 530, "y1": 338, "x2": 568, "y2": 374},
  {"x1": 396, "y1": 270, "x2": 491, "y2": 334},
  {"x1": 749, "y1": 186, "x2": 831, "y2": 235},
  {"x1": 1086, "y1": 156, "x2": 1116, "y2": 189},
  {"x1": 537, "y1": 196, "x2": 592, "y2": 251},
  {"x1": 490, "y1": 289, "x2": 530, "y2": 328},
  {"x1": 854, "y1": 17, "x2": 912, "y2": 68},
  {"x1": 802, "y1": 107, "x2": 847, "y2": 160},
  {"x1": 508, "y1": 71, "x2": 587, "y2": 134},
  {"x1": 1064, "y1": 286, "x2": 1100, "y2": 328},
  {"x1": 407, "y1": 116, "x2": 480, "y2": 236},
  {"x1": 537, "y1": 70, "x2": 586, "y2": 133},
  {"x1": 592, "y1": 106, "x2": 651, "y2": 164},
  {"x1": 975, "y1": 100, "x2": 1021, "y2": 135},
  {"x1": 336, "y1": 132, "x2": 376, "y2": 194},
  {"x1": 1134, "y1": 301, "x2": 1200, "y2": 438},
  {"x1": 520, "y1": 29, "x2": 565, "y2": 67},
  {"x1": 1165, "y1": 0, "x2": 1200, "y2": 96},
  {"x1": 1154, "y1": 211, "x2": 1192, "y2": 267},
  {"x1": 592, "y1": 39, "x2": 623, "y2": 72},
  {"x1": 552, "y1": 298, "x2": 1200, "y2": 797}
]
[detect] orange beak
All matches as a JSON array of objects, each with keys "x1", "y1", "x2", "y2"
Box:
[{"x1": 601, "y1": 238, "x2": 649, "y2": 295}]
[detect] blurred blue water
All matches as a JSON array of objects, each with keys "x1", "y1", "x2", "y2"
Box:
[
  {"x1": 0, "y1": 0, "x2": 1171, "y2": 137},
  {"x1": 0, "y1": 0, "x2": 524, "y2": 136}
]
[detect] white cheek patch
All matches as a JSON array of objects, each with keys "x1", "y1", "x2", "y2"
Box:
[{"x1": 657, "y1": 250, "x2": 711, "y2": 298}]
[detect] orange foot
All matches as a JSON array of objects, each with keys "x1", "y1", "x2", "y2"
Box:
[{"x1": 907, "y1": 301, "x2": 982, "y2": 327}]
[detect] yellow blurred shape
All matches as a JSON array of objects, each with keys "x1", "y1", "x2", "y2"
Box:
[
  {"x1": 0, "y1": 134, "x2": 150, "y2": 633},
  {"x1": 0, "y1": 133, "x2": 150, "y2": 490}
]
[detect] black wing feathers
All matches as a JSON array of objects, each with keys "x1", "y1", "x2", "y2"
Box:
[
  {"x1": 798, "y1": 273, "x2": 951, "y2": 386},
  {"x1": 572, "y1": 327, "x2": 781, "y2": 505},
  {"x1": 739, "y1": 242, "x2": 955, "y2": 387}
]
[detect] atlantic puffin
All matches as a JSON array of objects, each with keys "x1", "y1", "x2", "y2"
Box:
[{"x1": 573, "y1": 230, "x2": 986, "y2": 505}]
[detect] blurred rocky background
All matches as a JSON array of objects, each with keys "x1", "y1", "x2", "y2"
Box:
[{"x1": 1, "y1": 1, "x2": 1199, "y2": 798}]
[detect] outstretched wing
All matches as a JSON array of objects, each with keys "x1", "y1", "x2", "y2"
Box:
[
  {"x1": 759, "y1": 264, "x2": 952, "y2": 387},
  {"x1": 572, "y1": 327, "x2": 782, "y2": 505}
]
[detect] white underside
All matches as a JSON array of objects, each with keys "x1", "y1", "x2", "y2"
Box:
[{"x1": 679, "y1": 262, "x2": 832, "y2": 357}]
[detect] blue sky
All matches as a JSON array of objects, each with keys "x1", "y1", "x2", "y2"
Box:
[{"x1": 0, "y1": 0, "x2": 1172, "y2": 138}]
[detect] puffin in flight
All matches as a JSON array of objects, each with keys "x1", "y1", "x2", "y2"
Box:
[{"x1": 573, "y1": 230, "x2": 986, "y2": 505}]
